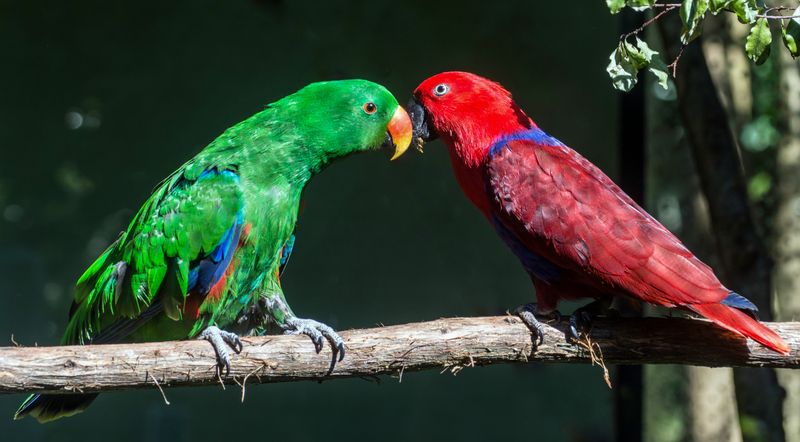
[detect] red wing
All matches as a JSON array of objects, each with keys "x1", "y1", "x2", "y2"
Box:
[{"x1": 486, "y1": 139, "x2": 727, "y2": 306}]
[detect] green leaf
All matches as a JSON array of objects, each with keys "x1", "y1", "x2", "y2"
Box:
[
  {"x1": 607, "y1": 38, "x2": 670, "y2": 91},
  {"x1": 709, "y1": 0, "x2": 733, "y2": 14},
  {"x1": 622, "y1": 38, "x2": 649, "y2": 69},
  {"x1": 607, "y1": 45, "x2": 639, "y2": 92},
  {"x1": 627, "y1": 0, "x2": 656, "y2": 11},
  {"x1": 648, "y1": 57, "x2": 671, "y2": 90},
  {"x1": 783, "y1": 7, "x2": 800, "y2": 58},
  {"x1": 607, "y1": 0, "x2": 655, "y2": 14},
  {"x1": 731, "y1": 0, "x2": 757, "y2": 24},
  {"x1": 746, "y1": 18, "x2": 772, "y2": 65},
  {"x1": 680, "y1": 0, "x2": 709, "y2": 44},
  {"x1": 607, "y1": 0, "x2": 625, "y2": 13}
]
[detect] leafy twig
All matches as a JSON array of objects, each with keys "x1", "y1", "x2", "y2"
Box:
[
  {"x1": 606, "y1": 1, "x2": 800, "y2": 91},
  {"x1": 622, "y1": 4, "x2": 682, "y2": 41},
  {"x1": 667, "y1": 43, "x2": 687, "y2": 77}
]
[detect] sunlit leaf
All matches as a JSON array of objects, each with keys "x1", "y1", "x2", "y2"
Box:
[
  {"x1": 607, "y1": 0, "x2": 656, "y2": 13},
  {"x1": 709, "y1": 0, "x2": 733, "y2": 14},
  {"x1": 746, "y1": 18, "x2": 772, "y2": 65},
  {"x1": 627, "y1": 0, "x2": 656, "y2": 11},
  {"x1": 680, "y1": 0, "x2": 709, "y2": 44},
  {"x1": 607, "y1": 38, "x2": 670, "y2": 91},
  {"x1": 607, "y1": 45, "x2": 640, "y2": 92},
  {"x1": 623, "y1": 38, "x2": 650, "y2": 69},
  {"x1": 731, "y1": 0, "x2": 758, "y2": 24},
  {"x1": 782, "y1": 6, "x2": 800, "y2": 58},
  {"x1": 607, "y1": 0, "x2": 625, "y2": 13},
  {"x1": 648, "y1": 57, "x2": 671, "y2": 90}
]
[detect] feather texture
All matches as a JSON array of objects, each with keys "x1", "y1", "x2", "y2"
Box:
[
  {"x1": 413, "y1": 71, "x2": 789, "y2": 354},
  {"x1": 17, "y1": 79, "x2": 409, "y2": 422}
]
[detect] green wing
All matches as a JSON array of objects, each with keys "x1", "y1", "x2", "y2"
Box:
[{"x1": 64, "y1": 166, "x2": 244, "y2": 344}]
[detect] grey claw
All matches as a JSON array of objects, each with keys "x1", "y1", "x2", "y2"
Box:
[
  {"x1": 315, "y1": 335, "x2": 324, "y2": 354},
  {"x1": 514, "y1": 304, "x2": 545, "y2": 347},
  {"x1": 199, "y1": 326, "x2": 242, "y2": 376},
  {"x1": 568, "y1": 310, "x2": 593, "y2": 341},
  {"x1": 337, "y1": 342, "x2": 345, "y2": 362},
  {"x1": 284, "y1": 317, "x2": 346, "y2": 374},
  {"x1": 232, "y1": 335, "x2": 243, "y2": 353}
]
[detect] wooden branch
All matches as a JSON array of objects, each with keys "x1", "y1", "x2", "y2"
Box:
[{"x1": 1, "y1": 316, "x2": 799, "y2": 395}]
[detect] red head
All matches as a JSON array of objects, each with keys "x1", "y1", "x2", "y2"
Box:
[{"x1": 408, "y1": 71, "x2": 534, "y2": 167}]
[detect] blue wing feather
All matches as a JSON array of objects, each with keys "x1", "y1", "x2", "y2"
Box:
[
  {"x1": 184, "y1": 168, "x2": 244, "y2": 295},
  {"x1": 490, "y1": 215, "x2": 561, "y2": 282},
  {"x1": 488, "y1": 127, "x2": 564, "y2": 158},
  {"x1": 279, "y1": 234, "x2": 295, "y2": 276}
]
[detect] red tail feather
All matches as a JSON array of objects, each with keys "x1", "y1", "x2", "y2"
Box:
[{"x1": 689, "y1": 303, "x2": 790, "y2": 354}]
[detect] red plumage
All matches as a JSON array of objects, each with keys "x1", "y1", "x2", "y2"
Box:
[{"x1": 413, "y1": 71, "x2": 789, "y2": 354}]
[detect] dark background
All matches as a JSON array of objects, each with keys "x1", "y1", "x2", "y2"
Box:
[{"x1": 0, "y1": 1, "x2": 619, "y2": 440}]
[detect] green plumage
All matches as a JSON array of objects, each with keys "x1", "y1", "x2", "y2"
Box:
[{"x1": 16, "y1": 79, "x2": 405, "y2": 422}]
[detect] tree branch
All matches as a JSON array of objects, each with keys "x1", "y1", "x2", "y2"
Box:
[{"x1": 1, "y1": 316, "x2": 799, "y2": 395}]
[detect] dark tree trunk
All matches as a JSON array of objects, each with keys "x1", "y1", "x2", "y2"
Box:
[
  {"x1": 657, "y1": 14, "x2": 786, "y2": 442},
  {"x1": 614, "y1": 10, "x2": 645, "y2": 442}
]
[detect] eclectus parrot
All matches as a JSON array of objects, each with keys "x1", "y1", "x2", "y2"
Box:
[
  {"x1": 15, "y1": 79, "x2": 413, "y2": 423},
  {"x1": 407, "y1": 71, "x2": 789, "y2": 355}
]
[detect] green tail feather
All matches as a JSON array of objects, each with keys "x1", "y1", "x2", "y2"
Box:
[{"x1": 14, "y1": 393, "x2": 98, "y2": 423}]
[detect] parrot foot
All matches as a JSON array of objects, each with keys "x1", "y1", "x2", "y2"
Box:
[
  {"x1": 283, "y1": 316, "x2": 345, "y2": 375},
  {"x1": 568, "y1": 310, "x2": 593, "y2": 342},
  {"x1": 513, "y1": 303, "x2": 551, "y2": 347},
  {"x1": 199, "y1": 326, "x2": 243, "y2": 377},
  {"x1": 567, "y1": 299, "x2": 611, "y2": 342}
]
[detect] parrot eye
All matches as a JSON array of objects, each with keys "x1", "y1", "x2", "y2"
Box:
[
  {"x1": 433, "y1": 83, "x2": 449, "y2": 96},
  {"x1": 362, "y1": 102, "x2": 377, "y2": 114}
]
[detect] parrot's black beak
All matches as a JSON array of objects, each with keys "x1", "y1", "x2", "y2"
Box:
[{"x1": 407, "y1": 97, "x2": 437, "y2": 153}]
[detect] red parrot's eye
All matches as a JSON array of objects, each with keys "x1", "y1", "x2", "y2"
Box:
[
  {"x1": 433, "y1": 83, "x2": 449, "y2": 96},
  {"x1": 362, "y1": 102, "x2": 377, "y2": 114}
]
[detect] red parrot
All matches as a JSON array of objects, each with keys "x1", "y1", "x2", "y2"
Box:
[{"x1": 407, "y1": 71, "x2": 789, "y2": 354}]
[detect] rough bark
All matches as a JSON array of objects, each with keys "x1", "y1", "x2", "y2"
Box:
[
  {"x1": 773, "y1": 40, "x2": 800, "y2": 442},
  {"x1": 657, "y1": 15, "x2": 785, "y2": 442},
  {"x1": 0, "y1": 316, "x2": 798, "y2": 395}
]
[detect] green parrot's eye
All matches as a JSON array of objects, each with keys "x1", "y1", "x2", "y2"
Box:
[
  {"x1": 433, "y1": 84, "x2": 449, "y2": 96},
  {"x1": 362, "y1": 102, "x2": 377, "y2": 114}
]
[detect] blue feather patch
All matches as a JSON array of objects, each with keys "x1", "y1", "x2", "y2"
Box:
[
  {"x1": 721, "y1": 291, "x2": 759, "y2": 314},
  {"x1": 187, "y1": 167, "x2": 244, "y2": 295},
  {"x1": 188, "y1": 217, "x2": 243, "y2": 295},
  {"x1": 278, "y1": 234, "x2": 295, "y2": 276},
  {"x1": 488, "y1": 128, "x2": 565, "y2": 158},
  {"x1": 491, "y1": 216, "x2": 561, "y2": 282}
]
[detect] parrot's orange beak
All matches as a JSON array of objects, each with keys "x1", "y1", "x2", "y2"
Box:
[{"x1": 387, "y1": 106, "x2": 413, "y2": 160}]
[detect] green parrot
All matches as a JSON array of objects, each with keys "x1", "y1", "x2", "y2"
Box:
[{"x1": 14, "y1": 79, "x2": 413, "y2": 423}]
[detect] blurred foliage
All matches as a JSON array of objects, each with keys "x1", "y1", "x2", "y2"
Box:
[{"x1": 742, "y1": 53, "x2": 780, "y2": 232}]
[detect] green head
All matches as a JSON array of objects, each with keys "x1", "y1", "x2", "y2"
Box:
[{"x1": 269, "y1": 79, "x2": 412, "y2": 163}]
